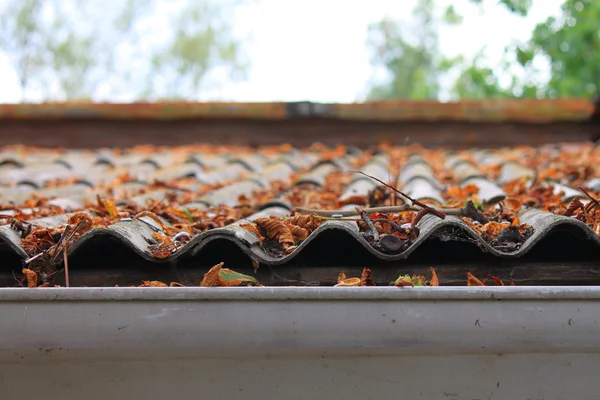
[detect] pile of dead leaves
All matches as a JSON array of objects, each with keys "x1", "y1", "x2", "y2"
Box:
[{"x1": 241, "y1": 214, "x2": 323, "y2": 256}]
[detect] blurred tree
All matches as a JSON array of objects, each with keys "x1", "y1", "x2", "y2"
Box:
[
  {"x1": 450, "y1": 50, "x2": 513, "y2": 99},
  {"x1": 516, "y1": 0, "x2": 600, "y2": 98},
  {"x1": 368, "y1": 0, "x2": 598, "y2": 100},
  {"x1": 147, "y1": 1, "x2": 246, "y2": 99},
  {"x1": 366, "y1": 0, "x2": 462, "y2": 100},
  {"x1": 0, "y1": 0, "x2": 46, "y2": 100},
  {"x1": 0, "y1": 0, "x2": 247, "y2": 101}
]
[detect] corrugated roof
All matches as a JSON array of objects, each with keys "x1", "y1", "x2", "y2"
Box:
[{"x1": 1, "y1": 141, "x2": 599, "y2": 287}]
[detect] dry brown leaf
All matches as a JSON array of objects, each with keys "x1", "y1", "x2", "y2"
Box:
[
  {"x1": 488, "y1": 275, "x2": 505, "y2": 286},
  {"x1": 239, "y1": 223, "x2": 263, "y2": 241},
  {"x1": 337, "y1": 272, "x2": 347, "y2": 284},
  {"x1": 170, "y1": 282, "x2": 185, "y2": 287},
  {"x1": 140, "y1": 280, "x2": 168, "y2": 287},
  {"x1": 254, "y1": 216, "x2": 295, "y2": 249},
  {"x1": 467, "y1": 272, "x2": 485, "y2": 286},
  {"x1": 22, "y1": 268, "x2": 37, "y2": 288},
  {"x1": 286, "y1": 214, "x2": 321, "y2": 231},
  {"x1": 394, "y1": 279, "x2": 414, "y2": 287},
  {"x1": 334, "y1": 277, "x2": 361, "y2": 287},
  {"x1": 200, "y1": 262, "x2": 224, "y2": 287},
  {"x1": 284, "y1": 222, "x2": 310, "y2": 240},
  {"x1": 503, "y1": 197, "x2": 522, "y2": 212},
  {"x1": 429, "y1": 267, "x2": 439, "y2": 286},
  {"x1": 97, "y1": 195, "x2": 117, "y2": 218},
  {"x1": 360, "y1": 267, "x2": 375, "y2": 286}
]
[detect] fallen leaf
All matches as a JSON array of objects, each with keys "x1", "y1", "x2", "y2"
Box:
[
  {"x1": 503, "y1": 197, "x2": 522, "y2": 212},
  {"x1": 429, "y1": 267, "x2": 439, "y2": 286},
  {"x1": 219, "y1": 267, "x2": 260, "y2": 286},
  {"x1": 335, "y1": 277, "x2": 361, "y2": 287},
  {"x1": 284, "y1": 222, "x2": 310, "y2": 240},
  {"x1": 360, "y1": 267, "x2": 376, "y2": 286},
  {"x1": 140, "y1": 280, "x2": 168, "y2": 287},
  {"x1": 200, "y1": 262, "x2": 224, "y2": 287},
  {"x1": 239, "y1": 223, "x2": 263, "y2": 241},
  {"x1": 467, "y1": 272, "x2": 485, "y2": 286},
  {"x1": 394, "y1": 277, "x2": 414, "y2": 287},
  {"x1": 410, "y1": 275, "x2": 426, "y2": 286},
  {"x1": 200, "y1": 262, "x2": 260, "y2": 287},
  {"x1": 254, "y1": 216, "x2": 295, "y2": 249},
  {"x1": 97, "y1": 195, "x2": 117, "y2": 218},
  {"x1": 337, "y1": 272, "x2": 347, "y2": 284},
  {"x1": 488, "y1": 275, "x2": 505, "y2": 286},
  {"x1": 22, "y1": 268, "x2": 37, "y2": 288},
  {"x1": 170, "y1": 282, "x2": 185, "y2": 287}
]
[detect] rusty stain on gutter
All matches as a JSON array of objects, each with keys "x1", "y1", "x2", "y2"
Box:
[{"x1": 0, "y1": 99, "x2": 595, "y2": 123}]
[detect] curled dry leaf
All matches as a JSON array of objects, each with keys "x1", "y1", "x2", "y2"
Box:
[
  {"x1": 284, "y1": 222, "x2": 310, "y2": 240},
  {"x1": 335, "y1": 268, "x2": 375, "y2": 286},
  {"x1": 286, "y1": 214, "x2": 322, "y2": 231},
  {"x1": 97, "y1": 195, "x2": 117, "y2": 218},
  {"x1": 239, "y1": 223, "x2": 264, "y2": 242},
  {"x1": 503, "y1": 198, "x2": 522, "y2": 212},
  {"x1": 487, "y1": 275, "x2": 505, "y2": 286},
  {"x1": 254, "y1": 216, "x2": 295, "y2": 249},
  {"x1": 360, "y1": 267, "x2": 376, "y2": 286},
  {"x1": 429, "y1": 267, "x2": 439, "y2": 286},
  {"x1": 467, "y1": 272, "x2": 485, "y2": 286},
  {"x1": 22, "y1": 268, "x2": 37, "y2": 288},
  {"x1": 334, "y1": 277, "x2": 361, "y2": 287},
  {"x1": 139, "y1": 280, "x2": 168, "y2": 287},
  {"x1": 394, "y1": 277, "x2": 414, "y2": 287}
]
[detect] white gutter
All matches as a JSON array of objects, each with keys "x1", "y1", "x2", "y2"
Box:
[{"x1": 1, "y1": 287, "x2": 599, "y2": 399}]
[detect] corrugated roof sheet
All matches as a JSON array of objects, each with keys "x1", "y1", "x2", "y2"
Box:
[{"x1": 1, "y1": 141, "x2": 599, "y2": 287}]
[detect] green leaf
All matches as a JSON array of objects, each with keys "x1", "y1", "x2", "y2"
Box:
[
  {"x1": 180, "y1": 207, "x2": 194, "y2": 222},
  {"x1": 219, "y1": 268, "x2": 259, "y2": 285}
]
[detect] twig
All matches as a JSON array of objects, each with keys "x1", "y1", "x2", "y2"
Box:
[
  {"x1": 577, "y1": 186, "x2": 600, "y2": 215},
  {"x1": 357, "y1": 207, "x2": 379, "y2": 241},
  {"x1": 50, "y1": 220, "x2": 88, "y2": 264},
  {"x1": 63, "y1": 247, "x2": 70, "y2": 288},
  {"x1": 24, "y1": 252, "x2": 44, "y2": 265},
  {"x1": 350, "y1": 170, "x2": 446, "y2": 219},
  {"x1": 296, "y1": 205, "x2": 464, "y2": 217},
  {"x1": 392, "y1": 157, "x2": 402, "y2": 206}
]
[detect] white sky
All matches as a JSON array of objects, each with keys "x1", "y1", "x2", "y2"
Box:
[{"x1": 0, "y1": 0, "x2": 564, "y2": 103}]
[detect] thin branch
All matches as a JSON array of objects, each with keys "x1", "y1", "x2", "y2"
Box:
[
  {"x1": 296, "y1": 205, "x2": 464, "y2": 217},
  {"x1": 63, "y1": 247, "x2": 70, "y2": 288},
  {"x1": 350, "y1": 170, "x2": 446, "y2": 219},
  {"x1": 357, "y1": 207, "x2": 379, "y2": 241}
]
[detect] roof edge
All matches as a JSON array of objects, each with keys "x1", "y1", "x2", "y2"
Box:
[{"x1": 0, "y1": 99, "x2": 595, "y2": 123}]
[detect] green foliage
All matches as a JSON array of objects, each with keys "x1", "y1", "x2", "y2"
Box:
[
  {"x1": 470, "y1": 0, "x2": 532, "y2": 16},
  {"x1": 149, "y1": 2, "x2": 245, "y2": 99},
  {"x1": 527, "y1": 0, "x2": 600, "y2": 97},
  {"x1": 366, "y1": 0, "x2": 451, "y2": 100},
  {"x1": 368, "y1": 0, "x2": 598, "y2": 100}
]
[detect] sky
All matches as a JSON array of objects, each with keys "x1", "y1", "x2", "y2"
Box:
[{"x1": 0, "y1": 0, "x2": 564, "y2": 103}]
